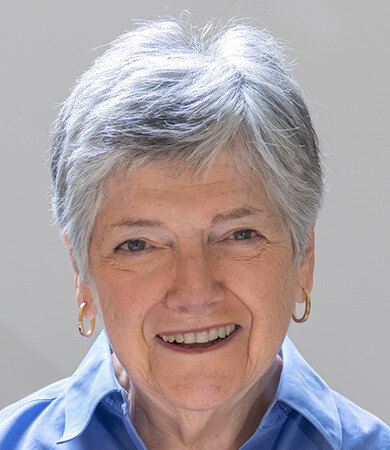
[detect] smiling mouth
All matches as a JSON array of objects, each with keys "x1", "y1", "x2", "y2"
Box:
[{"x1": 157, "y1": 324, "x2": 238, "y2": 348}]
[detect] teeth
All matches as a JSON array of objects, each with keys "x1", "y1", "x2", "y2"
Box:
[
  {"x1": 196, "y1": 331, "x2": 209, "y2": 343},
  {"x1": 218, "y1": 327, "x2": 226, "y2": 339},
  {"x1": 208, "y1": 328, "x2": 218, "y2": 341},
  {"x1": 160, "y1": 324, "x2": 236, "y2": 344},
  {"x1": 175, "y1": 333, "x2": 184, "y2": 343},
  {"x1": 183, "y1": 333, "x2": 195, "y2": 344}
]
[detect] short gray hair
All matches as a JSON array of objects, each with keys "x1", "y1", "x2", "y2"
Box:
[{"x1": 50, "y1": 16, "x2": 327, "y2": 283}]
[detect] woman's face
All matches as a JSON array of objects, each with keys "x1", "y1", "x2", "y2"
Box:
[{"x1": 77, "y1": 151, "x2": 314, "y2": 410}]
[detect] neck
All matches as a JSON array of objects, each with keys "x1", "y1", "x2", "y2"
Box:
[{"x1": 112, "y1": 353, "x2": 283, "y2": 449}]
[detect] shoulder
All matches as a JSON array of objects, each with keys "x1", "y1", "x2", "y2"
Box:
[
  {"x1": 330, "y1": 389, "x2": 390, "y2": 449},
  {"x1": 0, "y1": 378, "x2": 68, "y2": 449}
]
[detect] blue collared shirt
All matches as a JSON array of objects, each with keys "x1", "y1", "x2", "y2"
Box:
[{"x1": 1, "y1": 330, "x2": 389, "y2": 449}]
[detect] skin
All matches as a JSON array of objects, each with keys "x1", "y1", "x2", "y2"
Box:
[{"x1": 65, "y1": 150, "x2": 315, "y2": 449}]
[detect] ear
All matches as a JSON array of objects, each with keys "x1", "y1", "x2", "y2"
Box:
[
  {"x1": 62, "y1": 234, "x2": 97, "y2": 320},
  {"x1": 295, "y1": 224, "x2": 315, "y2": 303}
]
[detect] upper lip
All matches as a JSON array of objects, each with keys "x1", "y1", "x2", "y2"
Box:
[{"x1": 157, "y1": 322, "x2": 238, "y2": 336}]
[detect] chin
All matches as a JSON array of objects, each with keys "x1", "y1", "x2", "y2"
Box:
[{"x1": 156, "y1": 371, "x2": 243, "y2": 411}]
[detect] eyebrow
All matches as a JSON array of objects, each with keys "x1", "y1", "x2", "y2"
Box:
[{"x1": 111, "y1": 205, "x2": 264, "y2": 229}]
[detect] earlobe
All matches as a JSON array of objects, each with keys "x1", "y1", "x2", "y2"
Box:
[
  {"x1": 74, "y1": 275, "x2": 97, "y2": 320},
  {"x1": 78, "y1": 299, "x2": 97, "y2": 321}
]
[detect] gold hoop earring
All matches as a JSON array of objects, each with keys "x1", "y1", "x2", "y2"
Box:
[
  {"x1": 292, "y1": 288, "x2": 311, "y2": 323},
  {"x1": 78, "y1": 302, "x2": 95, "y2": 338}
]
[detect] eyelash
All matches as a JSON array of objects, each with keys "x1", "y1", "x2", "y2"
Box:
[{"x1": 116, "y1": 229, "x2": 263, "y2": 255}]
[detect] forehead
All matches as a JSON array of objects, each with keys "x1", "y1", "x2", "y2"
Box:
[
  {"x1": 92, "y1": 152, "x2": 285, "y2": 237},
  {"x1": 105, "y1": 151, "x2": 267, "y2": 204},
  {"x1": 90, "y1": 149, "x2": 288, "y2": 240}
]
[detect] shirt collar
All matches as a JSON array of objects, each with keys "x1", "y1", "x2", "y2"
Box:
[
  {"x1": 263, "y1": 334, "x2": 342, "y2": 449},
  {"x1": 57, "y1": 329, "x2": 126, "y2": 444},
  {"x1": 58, "y1": 330, "x2": 342, "y2": 448}
]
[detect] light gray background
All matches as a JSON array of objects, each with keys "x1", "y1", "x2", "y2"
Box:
[{"x1": 1, "y1": 0, "x2": 389, "y2": 424}]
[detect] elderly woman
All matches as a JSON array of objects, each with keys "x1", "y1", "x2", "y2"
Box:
[{"x1": 0, "y1": 17, "x2": 389, "y2": 450}]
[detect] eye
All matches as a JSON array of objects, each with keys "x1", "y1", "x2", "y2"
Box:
[
  {"x1": 117, "y1": 239, "x2": 152, "y2": 253},
  {"x1": 226, "y1": 229, "x2": 262, "y2": 241}
]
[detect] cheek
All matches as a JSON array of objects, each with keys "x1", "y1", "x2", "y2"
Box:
[
  {"x1": 229, "y1": 253, "x2": 295, "y2": 373},
  {"x1": 93, "y1": 268, "x2": 161, "y2": 380},
  {"x1": 223, "y1": 245, "x2": 295, "y2": 317},
  {"x1": 249, "y1": 268, "x2": 294, "y2": 321},
  {"x1": 92, "y1": 267, "x2": 157, "y2": 341}
]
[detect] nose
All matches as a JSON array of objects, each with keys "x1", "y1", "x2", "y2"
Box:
[{"x1": 165, "y1": 248, "x2": 224, "y2": 316}]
